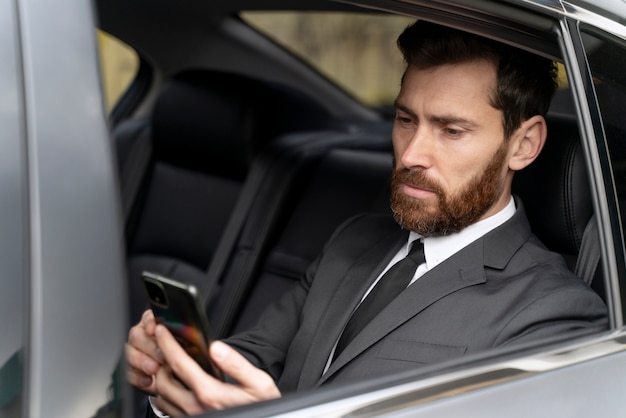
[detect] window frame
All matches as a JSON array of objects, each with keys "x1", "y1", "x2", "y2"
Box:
[{"x1": 562, "y1": 18, "x2": 626, "y2": 328}]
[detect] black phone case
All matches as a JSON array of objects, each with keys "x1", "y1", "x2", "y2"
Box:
[{"x1": 142, "y1": 272, "x2": 224, "y2": 380}]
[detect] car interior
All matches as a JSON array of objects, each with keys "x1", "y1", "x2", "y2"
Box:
[
  {"x1": 97, "y1": 0, "x2": 609, "y2": 414},
  {"x1": 115, "y1": 67, "x2": 604, "y2": 331}
]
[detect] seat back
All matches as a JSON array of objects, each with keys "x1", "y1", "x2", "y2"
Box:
[
  {"x1": 513, "y1": 112, "x2": 593, "y2": 270},
  {"x1": 513, "y1": 98, "x2": 607, "y2": 301},
  {"x1": 115, "y1": 69, "x2": 332, "y2": 323}
]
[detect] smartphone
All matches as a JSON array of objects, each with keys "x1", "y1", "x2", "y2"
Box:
[{"x1": 142, "y1": 271, "x2": 224, "y2": 380}]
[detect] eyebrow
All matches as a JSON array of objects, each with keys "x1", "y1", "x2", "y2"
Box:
[
  {"x1": 393, "y1": 101, "x2": 417, "y2": 119},
  {"x1": 394, "y1": 100, "x2": 479, "y2": 129}
]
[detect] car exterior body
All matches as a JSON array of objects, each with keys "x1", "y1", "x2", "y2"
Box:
[{"x1": 2, "y1": 0, "x2": 626, "y2": 417}]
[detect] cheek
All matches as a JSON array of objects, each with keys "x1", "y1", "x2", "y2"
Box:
[
  {"x1": 441, "y1": 154, "x2": 488, "y2": 191},
  {"x1": 448, "y1": 134, "x2": 506, "y2": 172}
]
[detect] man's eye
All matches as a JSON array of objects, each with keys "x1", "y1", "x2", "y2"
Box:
[
  {"x1": 395, "y1": 116, "x2": 412, "y2": 124},
  {"x1": 444, "y1": 128, "x2": 462, "y2": 137}
]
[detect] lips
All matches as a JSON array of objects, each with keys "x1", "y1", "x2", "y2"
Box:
[
  {"x1": 404, "y1": 181, "x2": 434, "y2": 193},
  {"x1": 401, "y1": 182, "x2": 438, "y2": 200},
  {"x1": 394, "y1": 169, "x2": 442, "y2": 199}
]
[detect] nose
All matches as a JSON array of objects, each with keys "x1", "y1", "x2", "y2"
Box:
[{"x1": 397, "y1": 126, "x2": 433, "y2": 170}]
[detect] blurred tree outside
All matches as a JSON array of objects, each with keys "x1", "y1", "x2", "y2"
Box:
[
  {"x1": 243, "y1": 12, "x2": 415, "y2": 106},
  {"x1": 97, "y1": 30, "x2": 138, "y2": 112}
]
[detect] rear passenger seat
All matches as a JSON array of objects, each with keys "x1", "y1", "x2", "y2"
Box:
[{"x1": 115, "y1": 69, "x2": 338, "y2": 324}]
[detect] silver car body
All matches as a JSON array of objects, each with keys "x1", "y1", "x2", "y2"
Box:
[
  {"x1": 2, "y1": 0, "x2": 626, "y2": 417},
  {"x1": 1, "y1": 0, "x2": 126, "y2": 417}
]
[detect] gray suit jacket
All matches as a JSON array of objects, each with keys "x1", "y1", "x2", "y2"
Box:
[{"x1": 226, "y1": 201, "x2": 608, "y2": 392}]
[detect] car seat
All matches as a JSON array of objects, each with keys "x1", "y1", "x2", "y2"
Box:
[
  {"x1": 513, "y1": 90, "x2": 605, "y2": 300},
  {"x1": 114, "y1": 69, "x2": 332, "y2": 324}
]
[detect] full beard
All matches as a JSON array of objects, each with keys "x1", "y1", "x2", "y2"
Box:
[{"x1": 390, "y1": 144, "x2": 508, "y2": 237}]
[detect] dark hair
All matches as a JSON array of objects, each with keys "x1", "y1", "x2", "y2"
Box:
[{"x1": 397, "y1": 21, "x2": 558, "y2": 139}]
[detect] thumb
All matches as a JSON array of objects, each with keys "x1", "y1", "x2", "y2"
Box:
[{"x1": 210, "y1": 342, "x2": 280, "y2": 399}]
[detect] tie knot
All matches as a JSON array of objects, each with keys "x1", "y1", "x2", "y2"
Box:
[{"x1": 406, "y1": 240, "x2": 426, "y2": 266}]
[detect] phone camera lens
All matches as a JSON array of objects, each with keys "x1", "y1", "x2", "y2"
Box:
[{"x1": 145, "y1": 280, "x2": 168, "y2": 307}]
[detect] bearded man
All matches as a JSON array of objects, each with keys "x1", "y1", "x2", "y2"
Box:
[{"x1": 127, "y1": 20, "x2": 608, "y2": 417}]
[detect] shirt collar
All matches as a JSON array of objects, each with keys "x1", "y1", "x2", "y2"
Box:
[{"x1": 408, "y1": 196, "x2": 516, "y2": 270}]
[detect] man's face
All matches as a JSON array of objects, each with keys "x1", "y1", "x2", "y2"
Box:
[{"x1": 391, "y1": 61, "x2": 514, "y2": 237}]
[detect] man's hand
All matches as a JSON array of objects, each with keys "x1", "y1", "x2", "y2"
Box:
[
  {"x1": 152, "y1": 324, "x2": 281, "y2": 417},
  {"x1": 126, "y1": 310, "x2": 164, "y2": 394}
]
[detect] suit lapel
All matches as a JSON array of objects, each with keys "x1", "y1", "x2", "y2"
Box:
[
  {"x1": 318, "y1": 239, "x2": 486, "y2": 385},
  {"x1": 296, "y1": 229, "x2": 407, "y2": 389}
]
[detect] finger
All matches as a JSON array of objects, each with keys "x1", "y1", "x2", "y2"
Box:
[
  {"x1": 154, "y1": 365, "x2": 204, "y2": 417},
  {"x1": 141, "y1": 308, "x2": 154, "y2": 323},
  {"x1": 154, "y1": 325, "x2": 214, "y2": 386},
  {"x1": 141, "y1": 309, "x2": 158, "y2": 337},
  {"x1": 155, "y1": 325, "x2": 235, "y2": 410},
  {"x1": 126, "y1": 342, "x2": 160, "y2": 375},
  {"x1": 125, "y1": 343, "x2": 160, "y2": 394},
  {"x1": 210, "y1": 341, "x2": 280, "y2": 400},
  {"x1": 128, "y1": 321, "x2": 164, "y2": 364},
  {"x1": 126, "y1": 365, "x2": 155, "y2": 394}
]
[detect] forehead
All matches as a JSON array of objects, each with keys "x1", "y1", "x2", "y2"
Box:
[{"x1": 396, "y1": 61, "x2": 498, "y2": 113}]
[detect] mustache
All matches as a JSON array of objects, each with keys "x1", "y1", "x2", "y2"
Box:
[{"x1": 391, "y1": 168, "x2": 443, "y2": 196}]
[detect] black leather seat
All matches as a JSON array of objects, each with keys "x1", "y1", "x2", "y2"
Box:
[
  {"x1": 115, "y1": 69, "x2": 332, "y2": 324},
  {"x1": 513, "y1": 112, "x2": 592, "y2": 270},
  {"x1": 513, "y1": 92, "x2": 604, "y2": 299}
]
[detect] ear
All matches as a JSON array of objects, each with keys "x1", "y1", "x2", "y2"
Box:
[{"x1": 508, "y1": 115, "x2": 547, "y2": 171}]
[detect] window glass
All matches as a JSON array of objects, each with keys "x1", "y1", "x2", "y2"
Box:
[
  {"x1": 0, "y1": 1, "x2": 25, "y2": 416},
  {"x1": 581, "y1": 32, "x2": 626, "y2": 232},
  {"x1": 556, "y1": 62, "x2": 568, "y2": 88},
  {"x1": 242, "y1": 12, "x2": 415, "y2": 107},
  {"x1": 97, "y1": 30, "x2": 139, "y2": 112}
]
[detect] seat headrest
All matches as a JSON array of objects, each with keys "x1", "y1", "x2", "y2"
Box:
[
  {"x1": 151, "y1": 70, "x2": 330, "y2": 179},
  {"x1": 513, "y1": 112, "x2": 592, "y2": 261}
]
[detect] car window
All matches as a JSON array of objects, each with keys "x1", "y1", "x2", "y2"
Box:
[
  {"x1": 97, "y1": 30, "x2": 139, "y2": 113},
  {"x1": 580, "y1": 33, "x2": 626, "y2": 225},
  {"x1": 580, "y1": 29, "x2": 626, "y2": 313},
  {"x1": 241, "y1": 12, "x2": 415, "y2": 107},
  {"x1": 0, "y1": 1, "x2": 25, "y2": 416}
]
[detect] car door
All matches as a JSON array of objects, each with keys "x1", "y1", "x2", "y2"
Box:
[{"x1": 2, "y1": 0, "x2": 129, "y2": 417}]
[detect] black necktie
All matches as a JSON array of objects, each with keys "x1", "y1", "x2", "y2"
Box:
[{"x1": 333, "y1": 240, "x2": 425, "y2": 362}]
